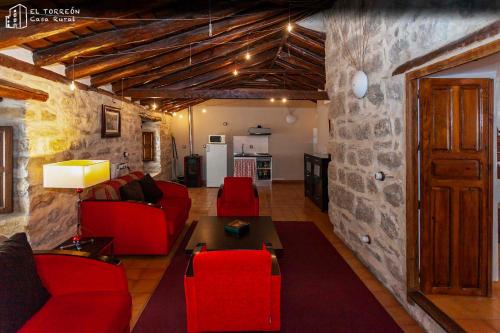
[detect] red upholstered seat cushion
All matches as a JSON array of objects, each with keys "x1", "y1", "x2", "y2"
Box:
[
  {"x1": 19, "y1": 291, "x2": 131, "y2": 333},
  {"x1": 191, "y1": 249, "x2": 272, "y2": 331}
]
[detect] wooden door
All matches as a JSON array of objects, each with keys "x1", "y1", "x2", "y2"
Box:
[
  {"x1": 420, "y1": 78, "x2": 493, "y2": 296},
  {"x1": 0, "y1": 127, "x2": 13, "y2": 214},
  {"x1": 142, "y1": 132, "x2": 154, "y2": 161}
]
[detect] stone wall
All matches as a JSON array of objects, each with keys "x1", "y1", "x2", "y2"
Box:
[
  {"x1": 323, "y1": 7, "x2": 499, "y2": 333},
  {"x1": 0, "y1": 65, "x2": 172, "y2": 249}
]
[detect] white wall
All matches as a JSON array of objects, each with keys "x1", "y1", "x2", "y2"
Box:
[
  {"x1": 315, "y1": 100, "x2": 330, "y2": 154},
  {"x1": 170, "y1": 99, "x2": 317, "y2": 181}
]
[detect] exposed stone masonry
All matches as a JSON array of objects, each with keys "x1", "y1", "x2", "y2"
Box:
[
  {"x1": 0, "y1": 66, "x2": 173, "y2": 249},
  {"x1": 323, "y1": 8, "x2": 498, "y2": 332}
]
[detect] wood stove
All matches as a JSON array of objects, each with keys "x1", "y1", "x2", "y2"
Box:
[{"x1": 184, "y1": 155, "x2": 202, "y2": 187}]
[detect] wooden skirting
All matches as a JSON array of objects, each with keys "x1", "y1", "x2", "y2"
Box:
[
  {"x1": 408, "y1": 292, "x2": 466, "y2": 333},
  {"x1": 272, "y1": 180, "x2": 304, "y2": 184}
]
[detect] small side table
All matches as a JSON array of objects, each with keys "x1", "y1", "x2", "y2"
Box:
[{"x1": 54, "y1": 237, "x2": 114, "y2": 257}]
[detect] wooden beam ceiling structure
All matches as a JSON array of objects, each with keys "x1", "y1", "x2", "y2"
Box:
[
  {"x1": 0, "y1": 79, "x2": 48, "y2": 101},
  {"x1": 123, "y1": 87, "x2": 329, "y2": 100},
  {"x1": 0, "y1": 1, "x2": 329, "y2": 113}
]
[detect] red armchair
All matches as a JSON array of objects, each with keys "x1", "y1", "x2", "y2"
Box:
[
  {"x1": 19, "y1": 253, "x2": 131, "y2": 333},
  {"x1": 184, "y1": 244, "x2": 280, "y2": 332},
  {"x1": 81, "y1": 171, "x2": 191, "y2": 255},
  {"x1": 217, "y1": 177, "x2": 259, "y2": 216}
]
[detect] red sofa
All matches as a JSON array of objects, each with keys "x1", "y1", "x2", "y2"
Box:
[
  {"x1": 217, "y1": 177, "x2": 259, "y2": 217},
  {"x1": 184, "y1": 244, "x2": 280, "y2": 332},
  {"x1": 19, "y1": 253, "x2": 131, "y2": 333},
  {"x1": 81, "y1": 171, "x2": 191, "y2": 255}
]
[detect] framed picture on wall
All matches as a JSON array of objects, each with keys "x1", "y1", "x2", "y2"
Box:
[{"x1": 101, "y1": 105, "x2": 121, "y2": 138}]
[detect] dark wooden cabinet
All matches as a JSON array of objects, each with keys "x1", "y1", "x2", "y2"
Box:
[{"x1": 304, "y1": 153, "x2": 330, "y2": 212}]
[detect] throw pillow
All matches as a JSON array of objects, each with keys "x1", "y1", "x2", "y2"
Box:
[
  {"x1": 120, "y1": 180, "x2": 146, "y2": 202},
  {"x1": 139, "y1": 174, "x2": 163, "y2": 203},
  {"x1": 0, "y1": 233, "x2": 50, "y2": 333}
]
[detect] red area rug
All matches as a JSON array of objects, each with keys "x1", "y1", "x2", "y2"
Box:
[{"x1": 133, "y1": 221, "x2": 403, "y2": 333}]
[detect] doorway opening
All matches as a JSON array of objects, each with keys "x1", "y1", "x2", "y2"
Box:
[{"x1": 406, "y1": 42, "x2": 500, "y2": 332}]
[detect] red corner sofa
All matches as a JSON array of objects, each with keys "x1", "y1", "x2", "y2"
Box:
[
  {"x1": 19, "y1": 253, "x2": 131, "y2": 333},
  {"x1": 81, "y1": 171, "x2": 191, "y2": 255}
]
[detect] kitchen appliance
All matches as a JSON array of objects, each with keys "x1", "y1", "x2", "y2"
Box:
[
  {"x1": 208, "y1": 134, "x2": 226, "y2": 144},
  {"x1": 206, "y1": 143, "x2": 227, "y2": 187},
  {"x1": 248, "y1": 125, "x2": 271, "y2": 135}
]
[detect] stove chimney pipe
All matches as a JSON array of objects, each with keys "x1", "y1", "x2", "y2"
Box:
[{"x1": 188, "y1": 106, "x2": 194, "y2": 155}]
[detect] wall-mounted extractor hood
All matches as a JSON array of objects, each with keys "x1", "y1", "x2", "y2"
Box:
[{"x1": 248, "y1": 125, "x2": 271, "y2": 135}]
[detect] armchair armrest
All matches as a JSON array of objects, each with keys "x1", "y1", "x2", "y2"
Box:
[
  {"x1": 253, "y1": 184, "x2": 259, "y2": 198},
  {"x1": 33, "y1": 252, "x2": 128, "y2": 296},
  {"x1": 185, "y1": 243, "x2": 205, "y2": 277},
  {"x1": 264, "y1": 243, "x2": 280, "y2": 276},
  {"x1": 156, "y1": 180, "x2": 189, "y2": 198}
]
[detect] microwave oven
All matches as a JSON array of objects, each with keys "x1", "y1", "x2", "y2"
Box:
[{"x1": 208, "y1": 135, "x2": 226, "y2": 144}]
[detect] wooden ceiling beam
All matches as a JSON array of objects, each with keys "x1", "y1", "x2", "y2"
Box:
[
  {"x1": 294, "y1": 24, "x2": 326, "y2": 43},
  {"x1": 288, "y1": 30, "x2": 325, "y2": 56},
  {"x1": 284, "y1": 42, "x2": 325, "y2": 66},
  {"x1": 88, "y1": 10, "x2": 301, "y2": 85},
  {"x1": 124, "y1": 88, "x2": 329, "y2": 100},
  {"x1": 237, "y1": 68, "x2": 319, "y2": 75},
  {"x1": 151, "y1": 49, "x2": 277, "y2": 90},
  {"x1": 0, "y1": 79, "x2": 48, "y2": 101},
  {"x1": 67, "y1": 10, "x2": 279, "y2": 79},
  {"x1": 131, "y1": 39, "x2": 280, "y2": 90},
  {"x1": 109, "y1": 34, "x2": 282, "y2": 90},
  {"x1": 276, "y1": 52, "x2": 325, "y2": 77},
  {"x1": 32, "y1": 7, "x2": 242, "y2": 66}
]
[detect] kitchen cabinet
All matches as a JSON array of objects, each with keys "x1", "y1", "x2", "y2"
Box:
[
  {"x1": 304, "y1": 153, "x2": 330, "y2": 212},
  {"x1": 234, "y1": 154, "x2": 272, "y2": 185}
]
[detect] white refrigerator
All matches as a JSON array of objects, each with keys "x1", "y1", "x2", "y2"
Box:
[{"x1": 206, "y1": 144, "x2": 227, "y2": 187}]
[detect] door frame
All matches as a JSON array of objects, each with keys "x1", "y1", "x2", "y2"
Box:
[{"x1": 405, "y1": 39, "x2": 499, "y2": 330}]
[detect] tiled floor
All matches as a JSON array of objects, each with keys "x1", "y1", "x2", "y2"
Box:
[{"x1": 121, "y1": 182, "x2": 424, "y2": 332}]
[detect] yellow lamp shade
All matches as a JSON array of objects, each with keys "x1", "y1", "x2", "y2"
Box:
[{"x1": 43, "y1": 160, "x2": 110, "y2": 189}]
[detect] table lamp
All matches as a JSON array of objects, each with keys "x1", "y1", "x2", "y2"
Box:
[{"x1": 43, "y1": 160, "x2": 110, "y2": 250}]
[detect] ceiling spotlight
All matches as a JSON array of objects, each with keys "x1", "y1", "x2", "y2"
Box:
[
  {"x1": 202, "y1": 108, "x2": 207, "y2": 113},
  {"x1": 270, "y1": 98, "x2": 275, "y2": 103},
  {"x1": 152, "y1": 102, "x2": 157, "y2": 110},
  {"x1": 233, "y1": 69, "x2": 239, "y2": 76},
  {"x1": 282, "y1": 97, "x2": 287, "y2": 103},
  {"x1": 69, "y1": 81, "x2": 75, "y2": 91},
  {"x1": 287, "y1": 23, "x2": 293, "y2": 32},
  {"x1": 173, "y1": 112, "x2": 177, "y2": 117},
  {"x1": 245, "y1": 52, "x2": 251, "y2": 60},
  {"x1": 179, "y1": 114, "x2": 184, "y2": 119}
]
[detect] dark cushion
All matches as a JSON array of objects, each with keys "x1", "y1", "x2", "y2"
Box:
[
  {"x1": 0, "y1": 233, "x2": 50, "y2": 333},
  {"x1": 139, "y1": 174, "x2": 163, "y2": 203},
  {"x1": 120, "y1": 180, "x2": 145, "y2": 202}
]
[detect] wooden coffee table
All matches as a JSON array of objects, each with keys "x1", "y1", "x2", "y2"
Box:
[
  {"x1": 185, "y1": 216, "x2": 283, "y2": 254},
  {"x1": 54, "y1": 237, "x2": 114, "y2": 257}
]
